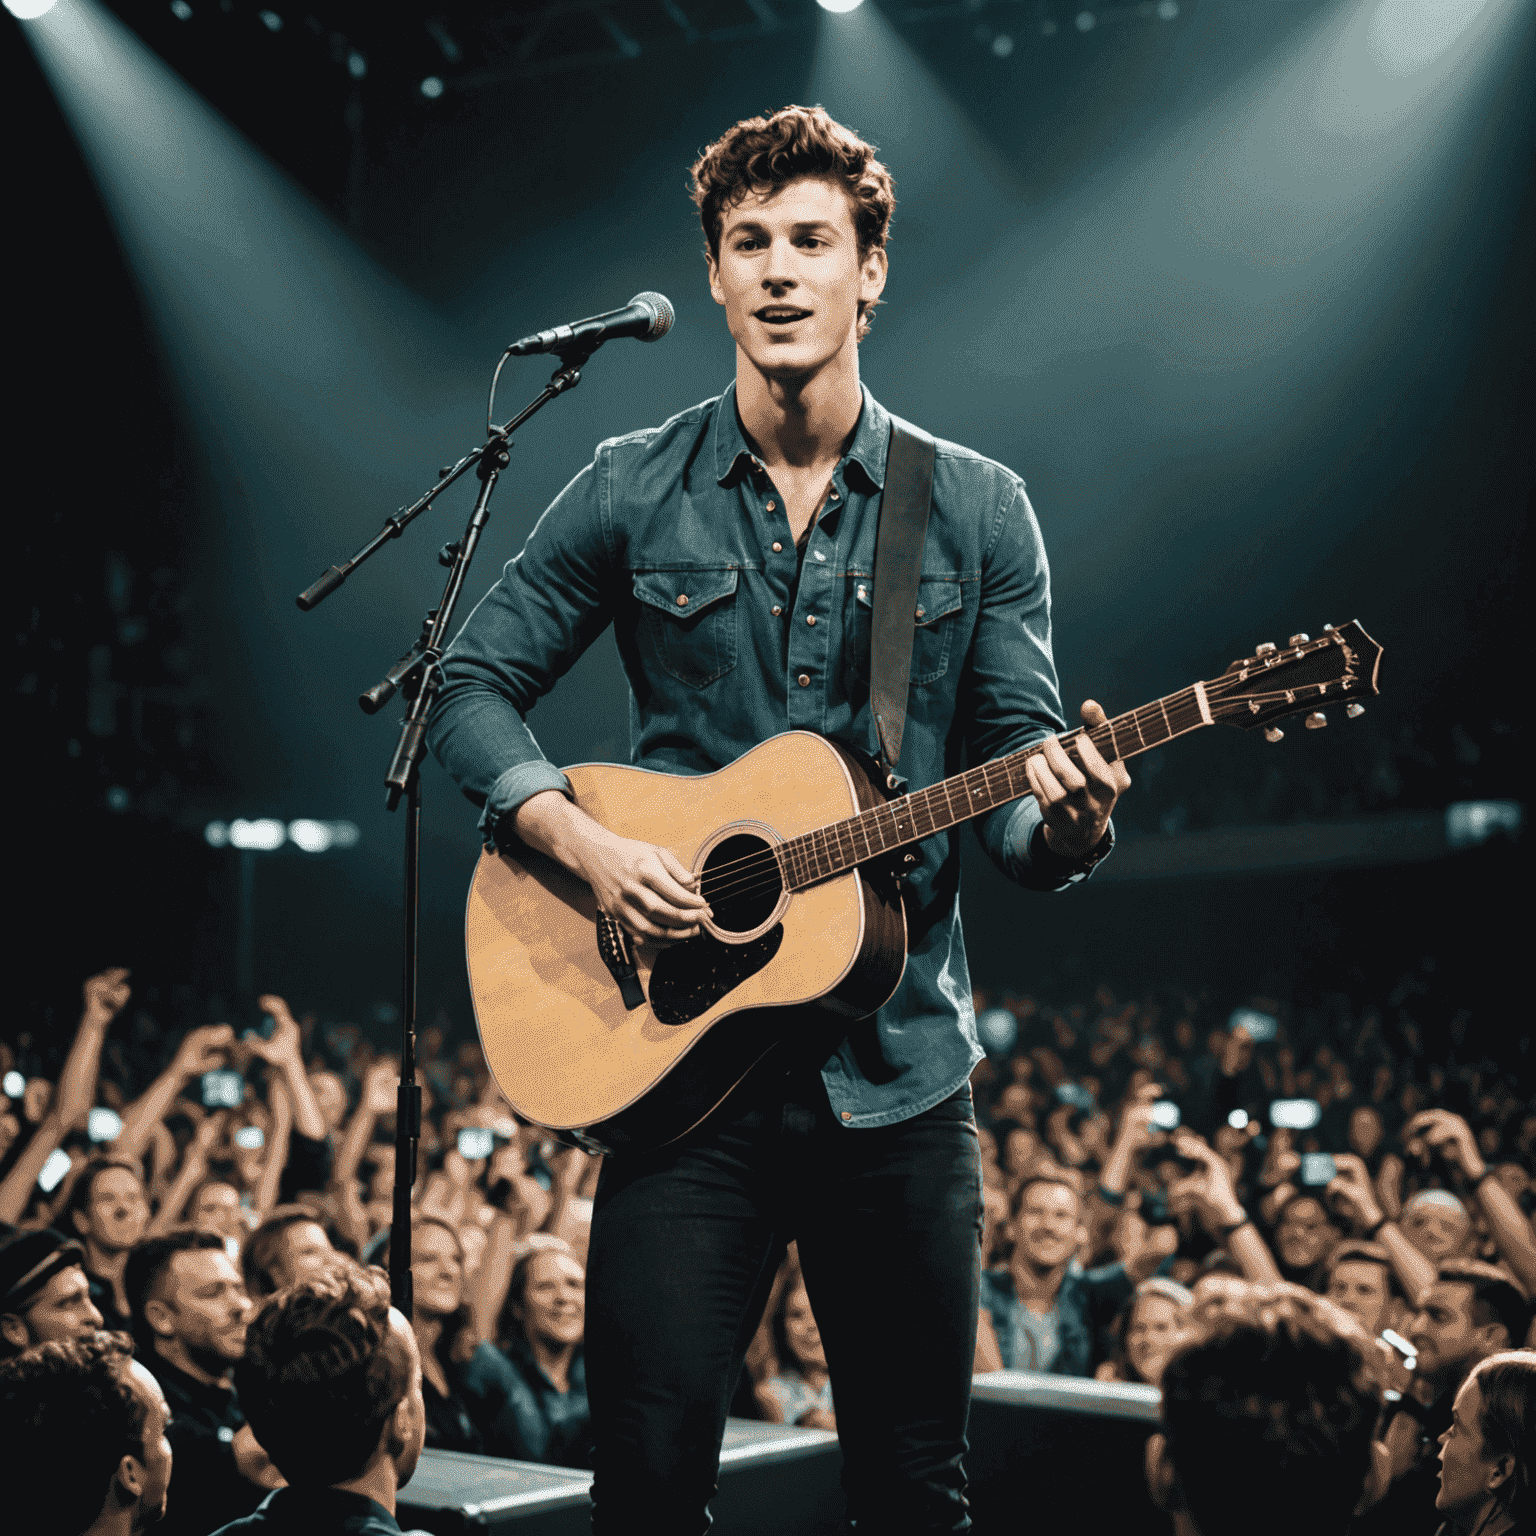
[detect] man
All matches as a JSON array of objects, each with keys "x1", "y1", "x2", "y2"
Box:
[
  {"x1": 0, "y1": 1330, "x2": 173, "y2": 1536},
  {"x1": 213, "y1": 1259, "x2": 426, "y2": 1535},
  {"x1": 125, "y1": 1230, "x2": 277, "y2": 1536},
  {"x1": 67, "y1": 1157, "x2": 150, "y2": 1332},
  {"x1": 1402, "y1": 1190, "x2": 1477, "y2": 1267},
  {"x1": 0, "y1": 1226, "x2": 104, "y2": 1359},
  {"x1": 243, "y1": 1206, "x2": 336, "y2": 1297},
  {"x1": 1147, "y1": 1283, "x2": 1385, "y2": 1536},
  {"x1": 1325, "y1": 1240, "x2": 1405, "y2": 1339},
  {"x1": 426, "y1": 104, "x2": 1127, "y2": 1532},
  {"x1": 1355, "y1": 1260, "x2": 1531, "y2": 1536},
  {"x1": 1270, "y1": 1191, "x2": 1344, "y2": 1290},
  {"x1": 975, "y1": 1171, "x2": 1170, "y2": 1375}
]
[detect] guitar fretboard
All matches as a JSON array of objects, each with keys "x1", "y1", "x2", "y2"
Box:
[{"x1": 776, "y1": 684, "x2": 1214, "y2": 890}]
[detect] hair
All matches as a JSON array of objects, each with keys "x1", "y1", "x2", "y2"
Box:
[
  {"x1": 64, "y1": 1156, "x2": 144, "y2": 1225},
  {"x1": 496, "y1": 1240, "x2": 579, "y2": 1353},
  {"x1": 0, "y1": 1331, "x2": 149, "y2": 1536},
  {"x1": 1467, "y1": 1350, "x2": 1536, "y2": 1523},
  {"x1": 1009, "y1": 1166, "x2": 1084, "y2": 1219},
  {"x1": 235, "y1": 1258, "x2": 412, "y2": 1488},
  {"x1": 411, "y1": 1216, "x2": 478, "y2": 1368},
  {"x1": 243, "y1": 1205, "x2": 326, "y2": 1297},
  {"x1": 1434, "y1": 1261, "x2": 1531, "y2": 1347},
  {"x1": 768, "y1": 1273, "x2": 818, "y2": 1377},
  {"x1": 1326, "y1": 1240, "x2": 1406, "y2": 1301},
  {"x1": 1105, "y1": 1278, "x2": 1195, "y2": 1385},
  {"x1": 1160, "y1": 1285, "x2": 1381, "y2": 1536},
  {"x1": 689, "y1": 104, "x2": 896, "y2": 341},
  {"x1": 124, "y1": 1228, "x2": 226, "y2": 1327}
]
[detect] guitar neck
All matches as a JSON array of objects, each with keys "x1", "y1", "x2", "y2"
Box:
[{"x1": 778, "y1": 682, "x2": 1217, "y2": 891}]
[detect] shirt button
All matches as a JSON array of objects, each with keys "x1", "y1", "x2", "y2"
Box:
[
  {"x1": 806, "y1": 615, "x2": 817, "y2": 626},
  {"x1": 771, "y1": 605, "x2": 782, "y2": 617},
  {"x1": 841, "y1": 1111, "x2": 852, "y2": 1122},
  {"x1": 772, "y1": 541, "x2": 783, "y2": 553},
  {"x1": 797, "y1": 674, "x2": 811, "y2": 688},
  {"x1": 676, "y1": 594, "x2": 689, "y2": 607},
  {"x1": 766, "y1": 500, "x2": 777, "y2": 511},
  {"x1": 814, "y1": 551, "x2": 826, "y2": 562}
]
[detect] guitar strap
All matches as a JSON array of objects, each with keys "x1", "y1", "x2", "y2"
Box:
[{"x1": 870, "y1": 416, "x2": 937, "y2": 787}]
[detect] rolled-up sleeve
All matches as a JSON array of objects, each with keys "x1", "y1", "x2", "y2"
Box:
[
  {"x1": 426, "y1": 453, "x2": 617, "y2": 843},
  {"x1": 962, "y1": 478, "x2": 1111, "y2": 891}
]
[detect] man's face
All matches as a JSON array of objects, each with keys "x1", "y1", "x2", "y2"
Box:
[
  {"x1": 78, "y1": 1168, "x2": 149, "y2": 1254},
  {"x1": 1403, "y1": 1201, "x2": 1473, "y2": 1264},
  {"x1": 152, "y1": 1248, "x2": 251, "y2": 1363},
  {"x1": 1275, "y1": 1197, "x2": 1337, "y2": 1271},
  {"x1": 124, "y1": 1359, "x2": 174, "y2": 1524},
  {"x1": 1326, "y1": 1260, "x2": 1393, "y2": 1337},
  {"x1": 1409, "y1": 1281, "x2": 1497, "y2": 1390},
  {"x1": 1014, "y1": 1182, "x2": 1084, "y2": 1270},
  {"x1": 706, "y1": 176, "x2": 886, "y2": 385},
  {"x1": 188, "y1": 1182, "x2": 246, "y2": 1248},
  {"x1": 5, "y1": 1262, "x2": 103, "y2": 1348},
  {"x1": 271, "y1": 1222, "x2": 334, "y2": 1289}
]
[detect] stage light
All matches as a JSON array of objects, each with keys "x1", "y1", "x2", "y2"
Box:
[
  {"x1": 258, "y1": 9, "x2": 281, "y2": 30},
  {"x1": 976, "y1": 1007, "x2": 1019, "y2": 1054},
  {"x1": 3, "y1": 0, "x2": 59, "y2": 17},
  {"x1": 1228, "y1": 1109, "x2": 1250, "y2": 1129},
  {"x1": 1157, "y1": 0, "x2": 1178, "y2": 18},
  {"x1": 816, "y1": 0, "x2": 865, "y2": 13},
  {"x1": 992, "y1": 33, "x2": 1014, "y2": 56},
  {"x1": 420, "y1": 75, "x2": 444, "y2": 98},
  {"x1": 1075, "y1": 10, "x2": 1095, "y2": 31},
  {"x1": 229, "y1": 818, "x2": 286, "y2": 851},
  {"x1": 1445, "y1": 800, "x2": 1522, "y2": 849},
  {"x1": 2, "y1": 1071, "x2": 25, "y2": 1098},
  {"x1": 1369, "y1": 0, "x2": 1493, "y2": 77},
  {"x1": 106, "y1": 786, "x2": 130, "y2": 811},
  {"x1": 170, "y1": 1, "x2": 191, "y2": 19},
  {"x1": 347, "y1": 49, "x2": 366, "y2": 80},
  {"x1": 204, "y1": 820, "x2": 229, "y2": 847}
]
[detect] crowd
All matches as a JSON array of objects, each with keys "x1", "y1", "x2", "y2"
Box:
[{"x1": 0, "y1": 965, "x2": 1532, "y2": 1535}]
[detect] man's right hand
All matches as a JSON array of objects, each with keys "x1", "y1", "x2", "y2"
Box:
[{"x1": 173, "y1": 1024, "x2": 236, "y2": 1081}]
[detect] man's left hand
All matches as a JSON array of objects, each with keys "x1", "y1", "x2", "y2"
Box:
[{"x1": 1026, "y1": 699, "x2": 1131, "y2": 860}]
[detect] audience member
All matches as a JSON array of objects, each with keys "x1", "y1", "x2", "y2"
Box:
[
  {"x1": 0, "y1": 1227, "x2": 103, "y2": 1359},
  {"x1": 1147, "y1": 1283, "x2": 1385, "y2": 1536},
  {"x1": 1403, "y1": 1191, "x2": 1478, "y2": 1266},
  {"x1": 243, "y1": 1207, "x2": 335, "y2": 1297},
  {"x1": 1434, "y1": 1349, "x2": 1536, "y2": 1536},
  {"x1": 495, "y1": 1244, "x2": 592, "y2": 1465},
  {"x1": 757, "y1": 1279, "x2": 834, "y2": 1429},
  {"x1": 217, "y1": 1258, "x2": 426, "y2": 1534},
  {"x1": 1268, "y1": 1191, "x2": 1344, "y2": 1291},
  {"x1": 185, "y1": 1178, "x2": 250, "y2": 1259},
  {"x1": 1096, "y1": 1277, "x2": 1195, "y2": 1387},
  {"x1": 0, "y1": 1330, "x2": 173, "y2": 1536},
  {"x1": 65, "y1": 1158, "x2": 150, "y2": 1333},
  {"x1": 1324, "y1": 1240, "x2": 1405, "y2": 1340},
  {"x1": 125, "y1": 1229, "x2": 275, "y2": 1536}
]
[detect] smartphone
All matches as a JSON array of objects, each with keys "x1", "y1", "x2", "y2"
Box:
[
  {"x1": 458, "y1": 1127, "x2": 495, "y2": 1160},
  {"x1": 1269, "y1": 1098, "x2": 1322, "y2": 1131},
  {"x1": 1228, "y1": 1008, "x2": 1278, "y2": 1043},
  {"x1": 1055, "y1": 1083, "x2": 1096, "y2": 1112},
  {"x1": 201, "y1": 1069, "x2": 245, "y2": 1109},
  {"x1": 87, "y1": 1107, "x2": 124, "y2": 1143},
  {"x1": 2, "y1": 1070, "x2": 24, "y2": 1099},
  {"x1": 1381, "y1": 1328, "x2": 1417, "y2": 1366},
  {"x1": 240, "y1": 1014, "x2": 278, "y2": 1044},
  {"x1": 37, "y1": 1148, "x2": 73, "y2": 1193},
  {"x1": 233, "y1": 1125, "x2": 265, "y2": 1150},
  {"x1": 1300, "y1": 1152, "x2": 1338, "y2": 1186},
  {"x1": 1150, "y1": 1101, "x2": 1182, "y2": 1131}
]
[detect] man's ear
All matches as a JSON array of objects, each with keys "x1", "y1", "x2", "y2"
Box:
[
  {"x1": 1144, "y1": 1432, "x2": 1183, "y2": 1514},
  {"x1": 0, "y1": 1312, "x2": 30, "y2": 1351},
  {"x1": 860, "y1": 245, "x2": 888, "y2": 305},
  {"x1": 143, "y1": 1296, "x2": 177, "y2": 1341},
  {"x1": 705, "y1": 250, "x2": 724, "y2": 308},
  {"x1": 72, "y1": 1208, "x2": 91, "y2": 1239},
  {"x1": 116, "y1": 1451, "x2": 148, "y2": 1503}
]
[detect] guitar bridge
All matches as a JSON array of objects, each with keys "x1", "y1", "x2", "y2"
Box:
[{"x1": 596, "y1": 913, "x2": 646, "y2": 1010}]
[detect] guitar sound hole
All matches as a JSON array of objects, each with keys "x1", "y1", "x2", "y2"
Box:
[{"x1": 701, "y1": 833, "x2": 782, "y2": 935}]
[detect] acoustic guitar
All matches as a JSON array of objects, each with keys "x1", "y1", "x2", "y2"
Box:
[{"x1": 465, "y1": 621, "x2": 1381, "y2": 1153}]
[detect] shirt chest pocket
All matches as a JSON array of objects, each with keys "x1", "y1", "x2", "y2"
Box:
[
  {"x1": 632, "y1": 567, "x2": 740, "y2": 688},
  {"x1": 846, "y1": 575, "x2": 964, "y2": 687}
]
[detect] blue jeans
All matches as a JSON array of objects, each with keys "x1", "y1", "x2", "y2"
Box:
[{"x1": 585, "y1": 1057, "x2": 984, "y2": 1534}]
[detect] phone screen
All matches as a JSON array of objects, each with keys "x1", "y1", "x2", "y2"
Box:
[
  {"x1": 1228, "y1": 1008, "x2": 1278, "y2": 1043},
  {"x1": 1269, "y1": 1098, "x2": 1322, "y2": 1131},
  {"x1": 233, "y1": 1125, "x2": 265, "y2": 1150},
  {"x1": 38, "y1": 1148, "x2": 73, "y2": 1193},
  {"x1": 458, "y1": 1127, "x2": 494, "y2": 1160},
  {"x1": 1300, "y1": 1152, "x2": 1338, "y2": 1185},
  {"x1": 1150, "y1": 1101, "x2": 1182, "y2": 1131},
  {"x1": 202, "y1": 1070, "x2": 245, "y2": 1109},
  {"x1": 87, "y1": 1107, "x2": 124, "y2": 1143}
]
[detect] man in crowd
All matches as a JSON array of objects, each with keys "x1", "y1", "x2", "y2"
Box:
[
  {"x1": 243, "y1": 1206, "x2": 337, "y2": 1297},
  {"x1": 1324, "y1": 1240, "x2": 1405, "y2": 1340},
  {"x1": 1270, "y1": 1190, "x2": 1344, "y2": 1291},
  {"x1": 1355, "y1": 1260, "x2": 1531, "y2": 1536},
  {"x1": 1146, "y1": 1283, "x2": 1385, "y2": 1536},
  {"x1": 126, "y1": 1229, "x2": 278, "y2": 1536},
  {"x1": 67, "y1": 1156, "x2": 151, "y2": 1332},
  {"x1": 0, "y1": 1330, "x2": 174, "y2": 1536},
  {"x1": 976, "y1": 1170, "x2": 1173, "y2": 1374},
  {"x1": 0, "y1": 1226, "x2": 104, "y2": 1359},
  {"x1": 213, "y1": 1258, "x2": 426, "y2": 1535}
]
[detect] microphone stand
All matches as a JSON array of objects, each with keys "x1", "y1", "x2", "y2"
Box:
[{"x1": 296, "y1": 343, "x2": 598, "y2": 1315}]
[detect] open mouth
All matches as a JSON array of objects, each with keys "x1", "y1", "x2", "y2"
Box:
[{"x1": 755, "y1": 307, "x2": 812, "y2": 326}]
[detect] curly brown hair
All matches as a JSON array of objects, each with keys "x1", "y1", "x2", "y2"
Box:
[{"x1": 690, "y1": 105, "x2": 896, "y2": 341}]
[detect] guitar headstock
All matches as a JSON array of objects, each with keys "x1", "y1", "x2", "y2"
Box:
[{"x1": 1206, "y1": 621, "x2": 1382, "y2": 737}]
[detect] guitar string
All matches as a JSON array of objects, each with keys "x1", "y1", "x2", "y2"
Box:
[{"x1": 667, "y1": 670, "x2": 1329, "y2": 912}]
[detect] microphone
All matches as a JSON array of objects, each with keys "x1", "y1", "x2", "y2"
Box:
[{"x1": 507, "y1": 292, "x2": 674, "y2": 357}]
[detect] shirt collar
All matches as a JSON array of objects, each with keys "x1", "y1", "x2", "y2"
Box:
[{"x1": 712, "y1": 379, "x2": 890, "y2": 494}]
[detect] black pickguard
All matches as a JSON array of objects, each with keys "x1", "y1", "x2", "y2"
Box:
[{"x1": 647, "y1": 925, "x2": 784, "y2": 1025}]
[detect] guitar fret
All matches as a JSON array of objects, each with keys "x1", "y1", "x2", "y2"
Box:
[{"x1": 1158, "y1": 694, "x2": 1172, "y2": 739}]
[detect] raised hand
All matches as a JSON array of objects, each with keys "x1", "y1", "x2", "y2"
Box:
[
  {"x1": 252, "y1": 996, "x2": 304, "y2": 1067},
  {"x1": 81, "y1": 968, "x2": 132, "y2": 1029},
  {"x1": 1025, "y1": 700, "x2": 1131, "y2": 861},
  {"x1": 172, "y1": 1024, "x2": 236, "y2": 1081},
  {"x1": 1327, "y1": 1153, "x2": 1385, "y2": 1231},
  {"x1": 363, "y1": 1060, "x2": 399, "y2": 1117},
  {"x1": 1402, "y1": 1109, "x2": 1486, "y2": 1182},
  {"x1": 1171, "y1": 1132, "x2": 1247, "y2": 1230}
]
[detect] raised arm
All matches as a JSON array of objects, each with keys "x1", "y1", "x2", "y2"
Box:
[
  {"x1": 1405, "y1": 1110, "x2": 1536, "y2": 1296},
  {"x1": 252, "y1": 1073, "x2": 293, "y2": 1220},
  {"x1": 1173, "y1": 1131, "x2": 1283, "y2": 1285},
  {"x1": 1327, "y1": 1153, "x2": 1436, "y2": 1302},
  {"x1": 116, "y1": 1023, "x2": 235, "y2": 1162},
  {"x1": 252, "y1": 996, "x2": 326, "y2": 1142},
  {"x1": 145, "y1": 1111, "x2": 227, "y2": 1237}
]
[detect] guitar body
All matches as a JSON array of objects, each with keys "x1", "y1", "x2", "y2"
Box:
[{"x1": 465, "y1": 731, "x2": 907, "y2": 1153}]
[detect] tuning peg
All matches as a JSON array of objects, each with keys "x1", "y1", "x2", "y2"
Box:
[
  {"x1": 1305, "y1": 712, "x2": 1327, "y2": 729},
  {"x1": 1264, "y1": 727, "x2": 1284, "y2": 743},
  {"x1": 1255, "y1": 642, "x2": 1277, "y2": 656},
  {"x1": 1288, "y1": 633, "x2": 1309, "y2": 646},
  {"x1": 1346, "y1": 703, "x2": 1364, "y2": 718}
]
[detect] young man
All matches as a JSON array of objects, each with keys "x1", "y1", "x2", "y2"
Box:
[
  {"x1": 126, "y1": 1229, "x2": 277, "y2": 1536},
  {"x1": 0, "y1": 1226, "x2": 104, "y2": 1359},
  {"x1": 427, "y1": 104, "x2": 1128, "y2": 1532},
  {"x1": 0, "y1": 1331, "x2": 174, "y2": 1536},
  {"x1": 215, "y1": 1259, "x2": 427, "y2": 1535},
  {"x1": 67, "y1": 1156, "x2": 151, "y2": 1332}
]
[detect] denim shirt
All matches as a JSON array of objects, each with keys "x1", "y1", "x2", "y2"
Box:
[
  {"x1": 979, "y1": 1260, "x2": 1134, "y2": 1377},
  {"x1": 427, "y1": 381, "x2": 1108, "y2": 1128}
]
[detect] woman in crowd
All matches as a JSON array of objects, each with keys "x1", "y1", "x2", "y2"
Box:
[
  {"x1": 1434, "y1": 1349, "x2": 1536, "y2": 1536},
  {"x1": 1095, "y1": 1277, "x2": 1195, "y2": 1387},
  {"x1": 756, "y1": 1280, "x2": 835, "y2": 1430},
  {"x1": 494, "y1": 1243, "x2": 592, "y2": 1466}
]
